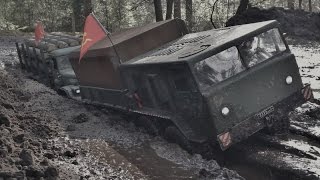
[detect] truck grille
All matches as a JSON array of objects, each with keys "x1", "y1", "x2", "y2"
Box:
[{"x1": 149, "y1": 46, "x2": 184, "y2": 56}]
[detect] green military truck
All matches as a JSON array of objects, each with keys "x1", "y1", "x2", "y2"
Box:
[
  {"x1": 69, "y1": 19, "x2": 313, "y2": 151},
  {"x1": 16, "y1": 33, "x2": 81, "y2": 100}
]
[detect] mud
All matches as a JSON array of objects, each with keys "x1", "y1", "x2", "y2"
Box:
[
  {"x1": 0, "y1": 35, "x2": 243, "y2": 179},
  {"x1": 226, "y1": 7, "x2": 320, "y2": 41},
  {"x1": 288, "y1": 39, "x2": 320, "y2": 99},
  {"x1": 0, "y1": 36, "x2": 141, "y2": 179}
]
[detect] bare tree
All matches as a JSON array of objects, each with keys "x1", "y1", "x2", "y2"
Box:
[
  {"x1": 309, "y1": 0, "x2": 312, "y2": 12},
  {"x1": 299, "y1": 0, "x2": 303, "y2": 9},
  {"x1": 84, "y1": 0, "x2": 93, "y2": 17},
  {"x1": 154, "y1": 0, "x2": 163, "y2": 21},
  {"x1": 72, "y1": 0, "x2": 82, "y2": 32},
  {"x1": 185, "y1": 0, "x2": 193, "y2": 30},
  {"x1": 174, "y1": 0, "x2": 181, "y2": 19},
  {"x1": 287, "y1": 0, "x2": 294, "y2": 9},
  {"x1": 166, "y1": 0, "x2": 174, "y2": 20}
]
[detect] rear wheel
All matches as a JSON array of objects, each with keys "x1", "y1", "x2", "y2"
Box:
[{"x1": 164, "y1": 125, "x2": 193, "y2": 152}]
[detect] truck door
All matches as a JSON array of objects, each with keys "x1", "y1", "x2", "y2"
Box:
[
  {"x1": 146, "y1": 73, "x2": 175, "y2": 111},
  {"x1": 169, "y1": 67, "x2": 201, "y2": 119}
]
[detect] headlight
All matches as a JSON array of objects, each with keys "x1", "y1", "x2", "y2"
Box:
[
  {"x1": 286, "y1": 76, "x2": 293, "y2": 85},
  {"x1": 75, "y1": 89, "x2": 80, "y2": 94},
  {"x1": 222, "y1": 107, "x2": 230, "y2": 116}
]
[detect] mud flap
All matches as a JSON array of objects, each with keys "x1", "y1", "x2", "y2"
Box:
[
  {"x1": 301, "y1": 84, "x2": 313, "y2": 101},
  {"x1": 217, "y1": 117, "x2": 265, "y2": 151}
]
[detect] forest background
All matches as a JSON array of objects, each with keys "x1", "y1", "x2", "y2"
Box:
[{"x1": 0, "y1": 0, "x2": 319, "y2": 33}]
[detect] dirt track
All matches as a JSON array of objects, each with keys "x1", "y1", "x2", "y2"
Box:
[{"x1": 0, "y1": 36, "x2": 244, "y2": 179}]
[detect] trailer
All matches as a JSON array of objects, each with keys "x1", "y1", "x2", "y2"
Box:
[
  {"x1": 69, "y1": 19, "x2": 313, "y2": 151},
  {"x1": 16, "y1": 33, "x2": 81, "y2": 100}
]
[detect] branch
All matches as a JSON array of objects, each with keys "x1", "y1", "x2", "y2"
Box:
[{"x1": 210, "y1": 0, "x2": 219, "y2": 29}]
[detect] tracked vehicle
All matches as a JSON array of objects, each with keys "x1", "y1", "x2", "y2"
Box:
[
  {"x1": 69, "y1": 19, "x2": 313, "y2": 150},
  {"x1": 15, "y1": 34, "x2": 81, "y2": 100}
]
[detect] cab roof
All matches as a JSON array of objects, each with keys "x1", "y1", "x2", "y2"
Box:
[{"x1": 123, "y1": 20, "x2": 280, "y2": 66}]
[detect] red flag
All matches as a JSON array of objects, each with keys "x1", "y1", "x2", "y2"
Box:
[
  {"x1": 79, "y1": 13, "x2": 108, "y2": 62},
  {"x1": 35, "y1": 22, "x2": 45, "y2": 46}
]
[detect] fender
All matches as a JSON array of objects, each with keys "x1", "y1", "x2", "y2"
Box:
[{"x1": 59, "y1": 85, "x2": 81, "y2": 101}]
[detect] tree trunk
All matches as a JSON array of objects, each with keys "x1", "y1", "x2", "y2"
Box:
[
  {"x1": 287, "y1": 0, "x2": 294, "y2": 10},
  {"x1": 72, "y1": 0, "x2": 82, "y2": 32},
  {"x1": 104, "y1": 0, "x2": 110, "y2": 30},
  {"x1": 299, "y1": 0, "x2": 302, "y2": 9},
  {"x1": 166, "y1": 0, "x2": 174, "y2": 20},
  {"x1": 84, "y1": 0, "x2": 93, "y2": 17},
  {"x1": 71, "y1": 13, "x2": 76, "y2": 34},
  {"x1": 235, "y1": 0, "x2": 249, "y2": 15},
  {"x1": 174, "y1": 0, "x2": 181, "y2": 19},
  {"x1": 309, "y1": 0, "x2": 312, "y2": 12},
  {"x1": 154, "y1": 0, "x2": 164, "y2": 22},
  {"x1": 185, "y1": 0, "x2": 193, "y2": 30}
]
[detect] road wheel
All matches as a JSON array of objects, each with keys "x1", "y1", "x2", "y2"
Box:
[{"x1": 164, "y1": 126, "x2": 192, "y2": 152}]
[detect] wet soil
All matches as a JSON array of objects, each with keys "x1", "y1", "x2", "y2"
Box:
[
  {"x1": 0, "y1": 35, "x2": 244, "y2": 179},
  {"x1": 226, "y1": 7, "x2": 320, "y2": 41}
]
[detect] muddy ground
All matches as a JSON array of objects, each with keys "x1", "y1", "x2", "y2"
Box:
[{"x1": 0, "y1": 36, "x2": 243, "y2": 179}]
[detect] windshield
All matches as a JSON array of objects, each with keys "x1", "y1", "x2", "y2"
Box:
[
  {"x1": 193, "y1": 28, "x2": 287, "y2": 91},
  {"x1": 56, "y1": 56, "x2": 72, "y2": 71},
  {"x1": 238, "y1": 28, "x2": 286, "y2": 67},
  {"x1": 194, "y1": 46, "x2": 245, "y2": 91}
]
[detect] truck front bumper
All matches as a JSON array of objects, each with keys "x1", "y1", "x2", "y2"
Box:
[{"x1": 217, "y1": 84, "x2": 313, "y2": 151}]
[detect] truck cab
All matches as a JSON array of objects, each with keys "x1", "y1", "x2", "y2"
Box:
[
  {"x1": 69, "y1": 19, "x2": 312, "y2": 150},
  {"x1": 120, "y1": 20, "x2": 312, "y2": 150},
  {"x1": 16, "y1": 42, "x2": 81, "y2": 100},
  {"x1": 47, "y1": 46, "x2": 81, "y2": 99}
]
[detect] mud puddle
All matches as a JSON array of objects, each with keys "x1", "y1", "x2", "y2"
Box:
[
  {"x1": 111, "y1": 142, "x2": 197, "y2": 179},
  {"x1": 289, "y1": 39, "x2": 320, "y2": 99}
]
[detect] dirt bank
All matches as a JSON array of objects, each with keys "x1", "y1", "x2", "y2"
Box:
[
  {"x1": 226, "y1": 7, "x2": 320, "y2": 41},
  {"x1": 0, "y1": 36, "x2": 143, "y2": 179}
]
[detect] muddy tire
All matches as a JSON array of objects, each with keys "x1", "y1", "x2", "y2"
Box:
[
  {"x1": 164, "y1": 126, "x2": 192, "y2": 152},
  {"x1": 266, "y1": 115, "x2": 290, "y2": 135}
]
